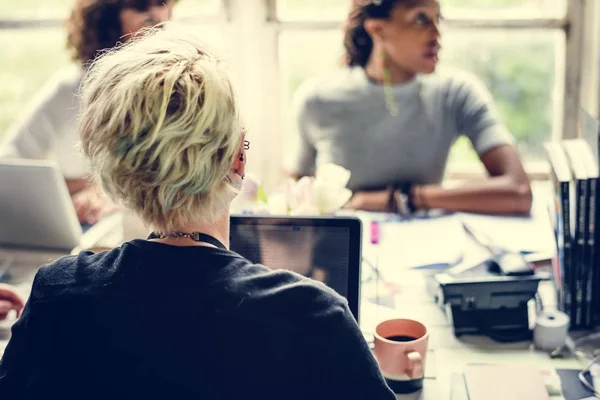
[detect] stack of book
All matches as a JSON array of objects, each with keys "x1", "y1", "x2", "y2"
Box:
[{"x1": 545, "y1": 109, "x2": 600, "y2": 330}]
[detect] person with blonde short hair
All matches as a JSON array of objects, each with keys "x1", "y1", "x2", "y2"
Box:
[{"x1": 0, "y1": 28, "x2": 395, "y2": 400}]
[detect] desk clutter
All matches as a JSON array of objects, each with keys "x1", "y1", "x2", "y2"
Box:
[
  {"x1": 545, "y1": 110, "x2": 600, "y2": 330},
  {"x1": 356, "y1": 204, "x2": 556, "y2": 342},
  {"x1": 450, "y1": 365, "x2": 595, "y2": 400}
]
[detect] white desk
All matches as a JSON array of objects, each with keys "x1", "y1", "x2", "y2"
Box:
[
  {"x1": 0, "y1": 211, "x2": 587, "y2": 400},
  {"x1": 355, "y1": 207, "x2": 583, "y2": 400},
  {"x1": 359, "y1": 268, "x2": 582, "y2": 400}
]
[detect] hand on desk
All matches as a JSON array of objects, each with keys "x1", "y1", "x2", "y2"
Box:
[
  {"x1": 344, "y1": 190, "x2": 388, "y2": 212},
  {"x1": 0, "y1": 284, "x2": 25, "y2": 320},
  {"x1": 72, "y1": 186, "x2": 118, "y2": 225}
]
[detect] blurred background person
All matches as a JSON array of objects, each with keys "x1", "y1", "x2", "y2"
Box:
[
  {"x1": 287, "y1": 0, "x2": 532, "y2": 216},
  {"x1": 0, "y1": 0, "x2": 177, "y2": 224}
]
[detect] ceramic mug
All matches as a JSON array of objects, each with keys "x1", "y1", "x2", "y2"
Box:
[{"x1": 373, "y1": 319, "x2": 429, "y2": 394}]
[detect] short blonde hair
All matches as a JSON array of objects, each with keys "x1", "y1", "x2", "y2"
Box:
[{"x1": 79, "y1": 26, "x2": 243, "y2": 232}]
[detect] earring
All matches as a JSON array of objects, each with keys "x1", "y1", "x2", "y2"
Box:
[
  {"x1": 232, "y1": 169, "x2": 245, "y2": 180},
  {"x1": 382, "y1": 51, "x2": 399, "y2": 117},
  {"x1": 239, "y1": 153, "x2": 245, "y2": 162}
]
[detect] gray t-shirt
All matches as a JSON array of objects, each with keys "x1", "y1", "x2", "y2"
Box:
[{"x1": 286, "y1": 67, "x2": 514, "y2": 191}]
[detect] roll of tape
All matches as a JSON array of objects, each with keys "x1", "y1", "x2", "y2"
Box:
[{"x1": 534, "y1": 311, "x2": 570, "y2": 351}]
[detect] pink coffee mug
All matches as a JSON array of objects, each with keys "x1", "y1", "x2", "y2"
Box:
[{"x1": 373, "y1": 319, "x2": 428, "y2": 393}]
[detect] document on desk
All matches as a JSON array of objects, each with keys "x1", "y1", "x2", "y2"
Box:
[
  {"x1": 456, "y1": 208, "x2": 556, "y2": 256},
  {"x1": 377, "y1": 215, "x2": 466, "y2": 272}
]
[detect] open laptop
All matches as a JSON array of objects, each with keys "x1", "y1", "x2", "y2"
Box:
[
  {"x1": 230, "y1": 215, "x2": 362, "y2": 322},
  {"x1": 0, "y1": 159, "x2": 122, "y2": 252}
]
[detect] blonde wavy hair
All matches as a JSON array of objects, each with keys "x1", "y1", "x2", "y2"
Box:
[{"x1": 79, "y1": 26, "x2": 243, "y2": 233}]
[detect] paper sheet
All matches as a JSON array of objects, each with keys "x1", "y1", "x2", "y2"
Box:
[
  {"x1": 457, "y1": 209, "x2": 556, "y2": 255},
  {"x1": 376, "y1": 215, "x2": 466, "y2": 272},
  {"x1": 344, "y1": 205, "x2": 556, "y2": 278}
]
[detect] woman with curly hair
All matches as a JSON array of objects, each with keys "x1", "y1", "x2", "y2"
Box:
[{"x1": 0, "y1": 0, "x2": 176, "y2": 224}]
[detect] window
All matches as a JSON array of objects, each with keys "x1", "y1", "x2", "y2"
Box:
[
  {"x1": 0, "y1": 0, "x2": 588, "y2": 188},
  {"x1": 173, "y1": 0, "x2": 221, "y2": 21},
  {"x1": 0, "y1": 0, "x2": 223, "y2": 140},
  {"x1": 0, "y1": 0, "x2": 70, "y2": 20},
  {"x1": 0, "y1": 28, "x2": 70, "y2": 134},
  {"x1": 274, "y1": 0, "x2": 571, "y2": 177},
  {"x1": 442, "y1": 29, "x2": 561, "y2": 164},
  {"x1": 276, "y1": 0, "x2": 567, "y2": 20}
]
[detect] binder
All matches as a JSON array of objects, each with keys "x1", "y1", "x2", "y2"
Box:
[
  {"x1": 564, "y1": 139, "x2": 596, "y2": 327},
  {"x1": 579, "y1": 108, "x2": 600, "y2": 326},
  {"x1": 563, "y1": 139, "x2": 590, "y2": 328},
  {"x1": 576, "y1": 141, "x2": 598, "y2": 327},
  {"x1": 544, "y1": 143, "x2": 573, "y2": 322}
]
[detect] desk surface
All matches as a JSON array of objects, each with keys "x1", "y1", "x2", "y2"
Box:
[{"x1": 0, "y1": 211, "x2": 585, "y2": 400}]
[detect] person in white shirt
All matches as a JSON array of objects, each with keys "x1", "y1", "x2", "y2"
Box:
[{"x1": 0, "y1": 0, "x2": 177, "y2": 224}]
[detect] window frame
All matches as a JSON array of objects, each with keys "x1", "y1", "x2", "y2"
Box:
[{"x1": 0, "y1": 0, "x2": 590, "y2": 188}]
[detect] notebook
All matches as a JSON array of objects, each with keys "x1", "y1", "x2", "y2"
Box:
[{"x1": 464, "y1": 364, "x2": 549, "y2": 400}]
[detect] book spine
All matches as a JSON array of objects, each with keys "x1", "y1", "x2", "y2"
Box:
[
  {"x1": 573, "y1": 179, "x2": 587, "y2": 328},
  {"x1": 584, "y1": 179, "x2": 594, "y2": 327},
  {"x1": 595, "y1": 178, "x2": 600, "y2": 327},
  {"x1": 561, "y1": 181, "x2": 572, "y2": 321}
]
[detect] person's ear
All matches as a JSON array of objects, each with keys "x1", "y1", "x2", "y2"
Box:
[
  {"x1": 364, "y1": 18, "x2": 385, "y2": 42},
  {"x1": 230, "y1": 136, "x2": 247, "y2": 180}
]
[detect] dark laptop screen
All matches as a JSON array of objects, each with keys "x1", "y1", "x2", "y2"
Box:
[{"x1": 229, "y1": 217, "x2": 356, "y2": 299}]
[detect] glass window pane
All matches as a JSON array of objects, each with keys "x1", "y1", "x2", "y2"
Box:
[
  {"x1": 443, "y1": 0, "x2": 566, "y2": 19},
  {"x1": 277, "y1": 0, "x2": 349, "y2": 21},
  {"x1": 173, "y1": 0, "x2": 221, "y2": 20},
  {"x1": 0, "y1": 0, "x2": 70, "y2": 19},
  {"x1": 0, "y1": 0, "x2": 221, "y2": 20},
  {"x1": 0, "y1": 24, "x2": 226, "y2": 142},
  {"x1": 442, "y1": 29, "x2": 562, "y2": 163},
  {"x1": 279, "y1": 29, "x2": 562, "y2": 164},
  {"x1": 279, "y1": 31, "x2": 343, "y2": 99},
  {"x1": 0, "y1": 28, "x2": 71, "y2": 140},
  {"x1": 276, "y1": 0, "x2": 566, "y2": 21}
]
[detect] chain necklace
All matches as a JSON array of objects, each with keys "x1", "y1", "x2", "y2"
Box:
[{"x1": 147, "y1": 231, "x2": 227, "y2": 250}]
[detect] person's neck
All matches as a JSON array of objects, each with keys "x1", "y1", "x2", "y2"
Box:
[
  {"x1": 364, "y1": 51, "x2": 416, "y2": 85},
  {"x1": 150, "y1": 213, "x2": 231, "y2": 249}
]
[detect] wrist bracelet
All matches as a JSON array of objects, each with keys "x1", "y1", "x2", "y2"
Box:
[
  {"x1": 406, "y1": 184, "x2": 416, "y2": 213},
  {"x1": 394, "y1": 189, "x2": 409, "y2": 216},
  {"x1": 387, "y1": 186, "x2": 397, "y2": 213}
]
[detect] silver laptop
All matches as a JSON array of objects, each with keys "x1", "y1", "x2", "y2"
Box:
[{"x1": 0, "y1": 159, "x2": 121, "y2": 251}]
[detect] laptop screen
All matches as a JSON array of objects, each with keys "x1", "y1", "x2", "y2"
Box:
[{"x1": 229, "y1": 216, "x2": 362, "y2": 318}]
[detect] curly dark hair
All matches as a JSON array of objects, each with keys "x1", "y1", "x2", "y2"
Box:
[
  {"x1": 343, "y1": 0, "x2": 417, "y2": 67},
  {"x1": 66, "y1": 0, "x2": 173, "y2": 65}
]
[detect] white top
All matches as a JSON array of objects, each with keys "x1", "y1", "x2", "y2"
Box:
[{"x1": 0, "y1": 65, "x2": 89, "y2": 179}]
